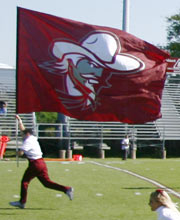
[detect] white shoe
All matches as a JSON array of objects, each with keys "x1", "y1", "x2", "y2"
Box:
[
  {"x1": 66, "y1": 187, "x2": 74, "y2": 200},
  {"x1": 9, "y1": 201, "x2": 25, "y2": 209}
]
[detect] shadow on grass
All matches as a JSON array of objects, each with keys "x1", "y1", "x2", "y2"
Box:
[
  {"x1": 0, "y1": 207, "x2": 56, "y2": 211},
  {"x1": 123, "y1": 187, "x2": 158, "y2": 190},
  {"x1": 23, "y1": 208, "x2": 57, "y2": 210}
]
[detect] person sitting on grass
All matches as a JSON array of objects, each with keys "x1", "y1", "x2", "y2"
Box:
[
  {"x1": 149, "y1": 189, "x2": 180, "y2": 220},
  {"x1": 9, "y1": 114, "x2": 74, "y2": 209}
]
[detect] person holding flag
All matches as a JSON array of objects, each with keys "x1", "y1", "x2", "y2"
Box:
[{"x1": 9, "y1": 115, "x2": 73, "y2": 209}]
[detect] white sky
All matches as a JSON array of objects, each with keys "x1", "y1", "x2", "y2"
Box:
[{"x1": 0, "y1": 0, "x2": 179, "y2": 67}]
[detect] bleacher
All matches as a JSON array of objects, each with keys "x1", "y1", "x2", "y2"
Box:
[
  {"x1": 35, "y1": 73, "x2": 180, "y2": 144},
  {"x1": 1, "y1": 62, "x2": 180, "y2": 152},
  {"x1": 0, "y1": 64, "x2": 35, "y2": 148},
  {"x1": 66, "y1": 71, "x2": 180, "y2": 142}
]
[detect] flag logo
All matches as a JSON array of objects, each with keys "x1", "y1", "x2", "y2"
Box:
[{"x1": 40, "y1": 31, "x2": 145, "y2": 111}]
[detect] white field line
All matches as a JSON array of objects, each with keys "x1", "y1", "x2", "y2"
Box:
[{"x1": 90, "y1": 161, "x2": 180, "y2": 199}]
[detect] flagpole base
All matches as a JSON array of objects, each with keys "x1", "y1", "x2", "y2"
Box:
[
  {"x1": 131, "y1": 149, "x2": 136, "y2": 159},
  {"x1": 66, "y1": 149, "x2": 72, "y2": 159},
  {"x1": 59, "y1": 150, "x2": 66, "y2": 159},
  {"x1": 161, "y1": 150, "x2": 166, "y2": 159},
  {"x1": 98, "y1": 149, "x2": 105, "y2": 159}
]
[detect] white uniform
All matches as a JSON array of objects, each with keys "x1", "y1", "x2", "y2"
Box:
[
  {"x1": 121, "y1": 138, "x2": 129, "y2": 150},
  {"x1": 156, "y1": 206, "x2": 180, "y2": 220},
  {"x1": 21, "y1": 135, "x2": 42, "y2": 160}
]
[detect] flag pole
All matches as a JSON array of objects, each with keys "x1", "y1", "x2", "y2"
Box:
[
  {"x1": 15, "y1": 7, "x2": 20, "y2": 167},
  {"x1": 122, "y1": 0, "x2": 130, "y2": 32},
  {"x1": 16, "y1": 118, "x2": 19, "y2": 167}
]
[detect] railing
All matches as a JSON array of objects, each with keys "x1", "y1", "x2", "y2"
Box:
[
  {"x1": 1, "y1": 60, "x2": 180, "y2": 146},
  {"x1": 36, "y1": 122, "x2": 161, "y2": 140}
]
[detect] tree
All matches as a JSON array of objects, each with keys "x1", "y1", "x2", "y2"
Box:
[
  {"x1": 36, "y1": 112, "x2": 57, "y2": 123},
  {"x1": 166, "y1": 12, "x2": 180, "y2": 57}
]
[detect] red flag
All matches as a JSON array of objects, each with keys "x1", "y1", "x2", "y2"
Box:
[{"x1": 16, "y1": 7, "x2": 170, "y2": 124}]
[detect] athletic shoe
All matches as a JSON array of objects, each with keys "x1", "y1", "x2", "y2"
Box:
[
  {"x1": 66, "y1": 187, "x2": 74, "y2": 200},
  {"x1": 9, "y1": 201, "x2": 25, "y2": 209}
]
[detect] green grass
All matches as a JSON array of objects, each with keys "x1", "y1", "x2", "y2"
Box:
[{"x1": 0, "y1": 158, "x2": 180, "y2": 220}]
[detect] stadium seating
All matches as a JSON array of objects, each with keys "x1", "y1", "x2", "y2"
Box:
[
  {"x1": 0, "y1": 64, "x2": 35, "y2": 148},
  {"x1": 1, "y1": 63, "x2": 180, "y2": 154}
]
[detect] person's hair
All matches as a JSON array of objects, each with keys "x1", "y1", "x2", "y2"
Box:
[
  {"x1": 150, "y1": 189, "x2": 179, "y2": 213},
  {"x1": 23, "y1": 129, "x2": 33, "y2": 135}
]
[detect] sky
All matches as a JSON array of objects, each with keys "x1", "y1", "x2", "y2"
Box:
[{"x1": 0, "y1": 0, "x2": 179, "y2": 67}]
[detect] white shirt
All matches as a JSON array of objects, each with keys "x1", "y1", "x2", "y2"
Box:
[
  {"x1": 21, "y1": 135, "x2": 43, "y2": 160},
  {"x1": 156, "y1": 206, "x2": 180, "y2": 220},
  {"x1": 121, "y1": 138, "x2": 129, "y2": 150}
]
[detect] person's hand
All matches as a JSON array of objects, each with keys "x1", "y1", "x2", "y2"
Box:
[
  {"x1": 15, "y1": 114, "x2": 21, "y2": 120},
  {"x1": 15, "y1": 115, "x2": 22, "y2": 123}
]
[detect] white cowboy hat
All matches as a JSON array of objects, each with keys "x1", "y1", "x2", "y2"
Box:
[{"x1": 52, "y1": 31, "x2": 145, "y2": 73}]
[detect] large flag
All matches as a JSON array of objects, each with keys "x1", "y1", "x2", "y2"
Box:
[{"x1": 16, "y1": 7, "x2": 170, "y2": 124}]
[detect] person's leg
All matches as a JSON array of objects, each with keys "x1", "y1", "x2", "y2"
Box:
[
  {"x1": 20, "y1": 163, "x2": 37, "y2": 204},
  {"x1": 122, "y1": 149, "x2": 125, "y2": 160},
  {"x1": 10, "y1": 161, "x2": 37, "y2": 208},
  {"x1": 36, "y1": 158, "x2": 74, "y2": 200},
  {"x1": 124, "y1": 149, "x2": 128, "y2": 160},
  {"x1": 36, "y1": 159, "x2": 69, "y2": 193}
]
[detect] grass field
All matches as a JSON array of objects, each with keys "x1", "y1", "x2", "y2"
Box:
[{"x1": 1, "y1": 158, "x2": 180, "y2": 220}]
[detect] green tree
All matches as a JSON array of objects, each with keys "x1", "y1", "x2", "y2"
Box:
[
  {"x1": 36, "y1": 112, "x2": 57, "y2": 123},
  {"x1": 166, "y1": 11, "x2": 180, "y2": 57}
]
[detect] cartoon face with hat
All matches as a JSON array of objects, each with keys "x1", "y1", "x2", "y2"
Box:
[{"x1": 41, "y1": 31, "x2": 145, "y2": 111}]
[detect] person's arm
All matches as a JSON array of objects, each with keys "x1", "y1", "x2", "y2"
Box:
[
  {"x1": 15, "y1": 115, "x2": 25, "y2": 156},
  {"x1": 15, "y1": 115, "x2": 25, "y2": 131}
]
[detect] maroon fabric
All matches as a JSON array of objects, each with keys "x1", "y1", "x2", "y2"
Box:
[
  {"x1": 20, "y1": 158, "x2": 69, "y2": 203},
  {"x1": 16, "y1": 7, "x2": 170, "y2": 124}
]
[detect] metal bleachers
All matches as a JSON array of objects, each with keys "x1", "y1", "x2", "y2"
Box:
[
  {"x1": 1, "y1": 62, "x2": 180, "y2": 150},
  {"x1": 36, "y1": 69, "x2": 180, "y2": 147},
  {"x1": 65, "y1": 70, "x2": 180, "y2": 143},
  {"x1": 0, "y1": 64, "x2": 35, "y2": 147}
]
